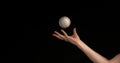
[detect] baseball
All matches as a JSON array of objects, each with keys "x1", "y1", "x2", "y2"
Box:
[{"x1": 59, "y1": 16, "x2": 71, "y2": 29}]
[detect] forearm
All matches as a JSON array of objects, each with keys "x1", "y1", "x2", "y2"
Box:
[
  {"x1": 109, "y1": 54, "x2": 120, "y2": 63},
  {"x1": 76, "y1": 41, "x2": 109, "y2": 63}
]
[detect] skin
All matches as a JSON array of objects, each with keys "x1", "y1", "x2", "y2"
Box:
[{"x1": 52, "y1": 28, "x2": 120, "y2": 63}]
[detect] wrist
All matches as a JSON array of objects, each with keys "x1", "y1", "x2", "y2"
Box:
[{"x1": 75, "y1": 40, "x2": 84, "y2": 47}]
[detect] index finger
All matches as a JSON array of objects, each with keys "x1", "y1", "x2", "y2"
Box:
[{"x1": 61, "y1": 29, "x2": 68, "y2": 37}]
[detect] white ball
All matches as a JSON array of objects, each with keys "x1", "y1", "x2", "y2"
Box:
[{"x1": 59, "y1": 16, "x2": 71, "y2": 29}]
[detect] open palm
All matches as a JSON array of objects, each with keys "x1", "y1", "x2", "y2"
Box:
[{"x1": 52, "y1": 28, "x2": 82, "y2": 45}]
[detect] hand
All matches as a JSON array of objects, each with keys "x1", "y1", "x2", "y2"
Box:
[{"x1": 52, "y1": 28, "x2": 82, "y2": 46}]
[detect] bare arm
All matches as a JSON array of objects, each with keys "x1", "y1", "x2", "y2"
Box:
[
  {"x1": 52, "y1": 28, "x2": 109, "y2": 63},
  {"x1": 109, "y1": 54, "x2": 120, "y2": 63},
  {"x1": 52, "y1": 28, "x2": 120, "y2": 63},
  {"x1": 76, "y1": 40, "x2": 109, "y2": 63}
]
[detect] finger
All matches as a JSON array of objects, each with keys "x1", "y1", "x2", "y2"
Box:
[
  {"x1": 52, "y1": 34, "x2": 63, "y2": 40},
  {"x1": 61, "y1": 29, "x2": 68, "y2": 37},
  {"x1": 73, "y1": 27, "x2": 78, "y2": 36},
  {"x1": 54, "y1": 31, "x2": 64, "y2": 38}
]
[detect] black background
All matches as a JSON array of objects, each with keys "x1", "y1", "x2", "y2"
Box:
[{"x1": 8, "y1": 3, "x2": 120, "y2": 63}]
